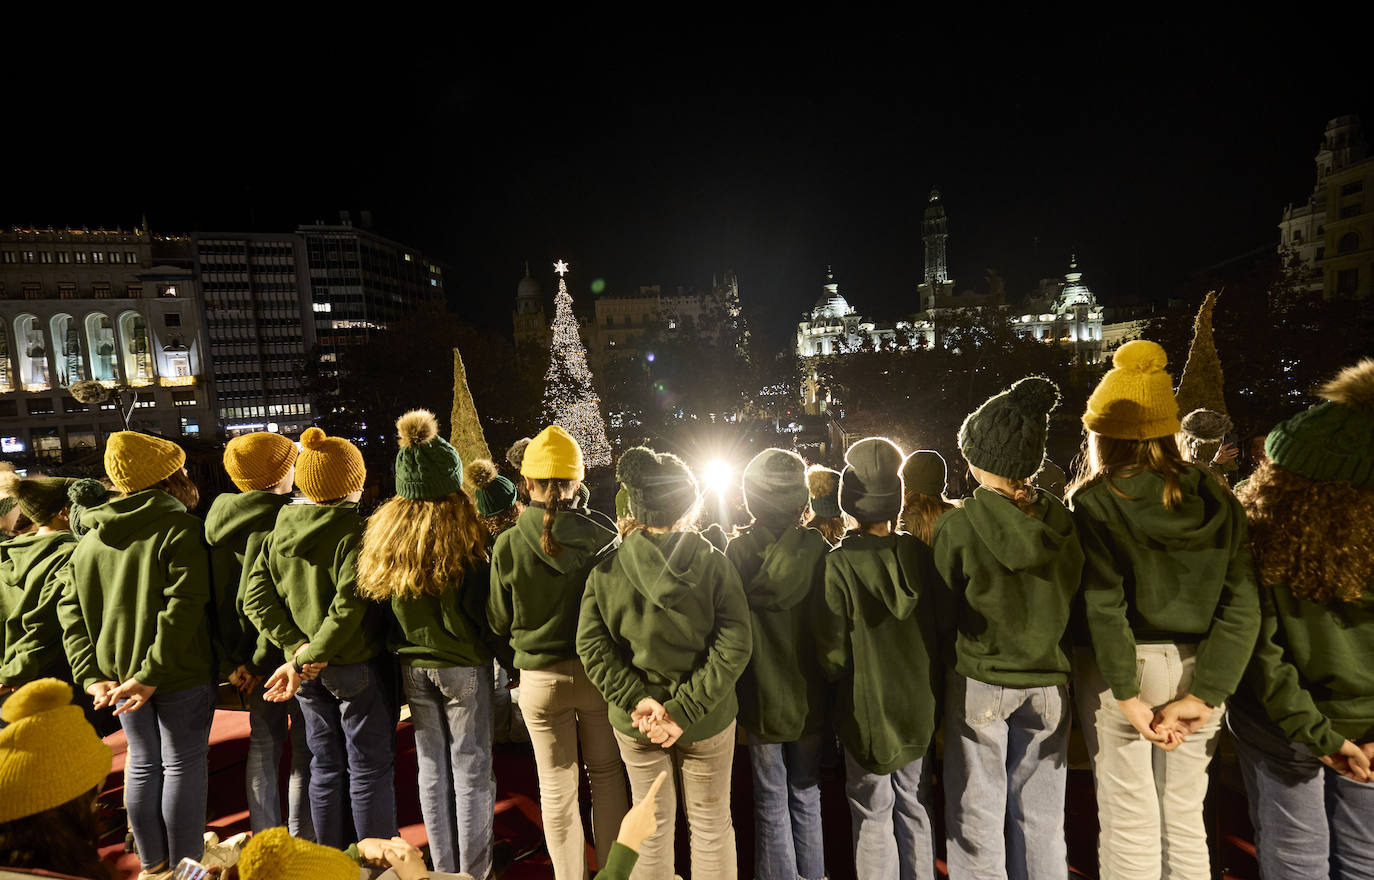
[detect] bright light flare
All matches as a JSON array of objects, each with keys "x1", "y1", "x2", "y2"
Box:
[{"x1": 702, "y1": 459, "x2": 733, "y2": 496}]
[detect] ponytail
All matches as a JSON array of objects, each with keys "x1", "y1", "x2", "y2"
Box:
[
  {"x1": 534, "y1": 477, "x2": 573, "y2": 556},
  {"x1": 1007, "y1": 478, "x2": 1038, "y2": 516}
]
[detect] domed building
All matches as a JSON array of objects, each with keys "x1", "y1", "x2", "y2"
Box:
[
  {"x1": 796, "y1": 268, "x2": 896, "y2": 357},
  {"x1": 1012, "y1": 257, "x2": 1105, "y2": 364}
]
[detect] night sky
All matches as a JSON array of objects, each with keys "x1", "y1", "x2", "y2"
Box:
[{"x1": 7, "y1": 33, "x2": 1369, "y2": 353}]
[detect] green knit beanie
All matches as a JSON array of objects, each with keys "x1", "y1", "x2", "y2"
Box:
[
  {"x1": 466, "y1": 458, "x2": 517, "y2": 517},
  {"x1": 1265, "y1": 359, "x2": 1374, "y2": 488},
  {"x1": 901, "y1": 450, "x2": 947, "y2": 497},
  {"x1": 0, "y1": 496, "x2": 15, "y2": 518},
  {"x1": 840, "y1": 437, "x2": 905, "y2": 523},
  {"x1": 743, "y1": 448, "x2": 809, "y2": 525},
  {"x1": 806, "y1": 465, "x2": 842, "y2": 518},
  {"x1": 0, "y1": 470, "x2": 76, "y2": 526},
  {"x1": 616, "y1": 446, "x2": 698, "y2": 528},
  {"x1": 958, "y1": 376, "x2": 1061, "y2": 481},
  {"x1": 393, "y1": 410, "x2": 464, "y2": 501}
]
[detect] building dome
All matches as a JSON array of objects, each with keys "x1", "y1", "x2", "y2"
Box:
[
  {"x1": 811, "y1": 267, "x2": 854, "y2": 320},
  {"x1": 517, "y1": 266, "x2": 541, "y2": 301},
  {"x1": 1056, "y1": 256, "x2": 1097, "y2": 312}
]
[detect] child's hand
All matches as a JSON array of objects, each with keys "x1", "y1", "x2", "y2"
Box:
[
  {"x1": 86, "y1": 680, "x2": 118, "y2": 709},
  {"x1": 382, "y1": 837, "x2": 429, "y2": 880},
  {"x1": 632, "y1": 697, "x2": 667, "y2": 731},
  {"x1": 646, "y1": 717, "x2": 684, "y2": 749},
  {"x1": 110, "y1": 678, "x2": 157, "y2": 715},
  {"x1": 1116, "y1": 696, "x2": 1172, "y2": 746},
  {"x1": 617, "y1": 770, "x2": 669, "y2": 851},
  {"x1": 229, "y1": 665, "x2": 261, "y2": 695},
  {"x1": 1319, "y1": 740, "x2": 1372, "y2": 783},
  {"x1": 263, "y1": 661, "x2": 301, "y2": 702},
  {"x1": 1152, "y1": 695, "x2": 1213, "y2": 739}
]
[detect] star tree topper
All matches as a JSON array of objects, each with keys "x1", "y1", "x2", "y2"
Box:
[{"x1": 554, "y1": 259, "x2": 570, "y2": 276}]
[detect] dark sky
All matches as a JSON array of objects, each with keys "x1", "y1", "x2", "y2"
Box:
[{"x1": 6, "y1": 32, "x2": 1368, "y2": 353}]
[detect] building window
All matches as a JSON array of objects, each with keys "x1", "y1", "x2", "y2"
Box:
[
  {"x1": 1, "y1": 251, "x2": 15, "y2": 264},
  {"x1": 21, "y1": 251, "x2": 36, "y2": 263},
  {"x1": 74, "y1": 252, "x2": 88, "y2": 264},
  {"x1": 57, "y1": 251, "x2": 71, "y2": 264},
  {"x1": 1337, "y1": 268, "x2": 1359, "y2": 294},
  {"x1": 66, "y1": 429, "x2": 97, "y2": 451},
  {"x1": 109, "y1": 252, "x2": 122, "y2": 264},
  {"x1": 93, "y1": 283, "x2": 112, "y2": 299},
  {"x1": 127, "y1": 284, "x2": 143, "y2": 298},
  {"x1": 1339, "y1": 231, "x2": 1360, "y2": 254},
  {"x1": 62, "y1": 397, "x2": 89, "y2": 413},
  {"x1": 39, "y1": 251, "x2": 53, "y2": 264},
  {"x1": 26, "y1": 398, "x2": 55, "y2": 415},
  {"x1": 91, "y1": 252, "x2": 105, "y2": 264},
  {"x1": 173, "y1": 389, "x2": 197, "y2": 406},
  {"x1": 1341, "y1": 204, "x2": 1360, "y2": 219},
  {"x1": 59, "y1": 284, "x2": 78, "y2": 300},
  {"x1": 1342, "y1": 181, "x2": 1364, "y2": 195},
  {"x1": 1292, "y1": 230, "x2": 1303, "y2": 243},
  {"x1": 164, "y1": 312, "x2": 182, "y2": 327}
]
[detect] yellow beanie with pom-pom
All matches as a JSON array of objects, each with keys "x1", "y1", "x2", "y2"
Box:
[
  {"x1": 236, "y1": 827, "x2": 359, "y2": 880},
  {"x1": 1083, "y1": 340, "x2": 1181, "y2": 440},
  {"x1": 0, "y1": 679, "x2": 113, "y2": 824},
  {"x1": 224, "y1": 432, "x2": 299, "y2": 492},
  {"x1": 294, "y1": 427, "x2": 366, "y2": 503},
  {"x1": 104, "y1": 431, "x2": 186, "y2": 493}
]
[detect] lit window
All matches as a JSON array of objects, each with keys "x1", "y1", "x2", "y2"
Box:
[
  {"x1": 1, "y1": 252, "x2": 15, "y2": 264},
  {"x1": 39, "y1": 251, "x2": 53, "y2": 264},
  {"x1": 91, "y1": 252, "x2": 105, "y2": 264},
  {"x1": 57, "y1": 251, "x2": 71, "y2": 264},
  {"x1": 74, "y1": 252, "x2": 88, "y2": 264},
  {"x1": 110, "y1": 252, "x2": 122, "y2": 264},
  {"x1": 126, "y1": 252, "x2": 138, "y2": 264},
  {"x1": 21, "y1": 251, "x2": 35, "y2": 263}
]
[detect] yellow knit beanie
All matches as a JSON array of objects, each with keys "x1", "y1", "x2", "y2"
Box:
[
  {"x1": 104, "y1": 431, "x2": 186, "y2": 494},
  {"x1": 521, "y1": 425, "x2": 585, "y2": 481},
  {"x1": 0, "y1": 679, "x2": 113, "y2": 824},
  {"x1": 224, "y1": 432, "x2": 299, "y2": 492},
  {"x1": 1083, "y1": 340, "x2": 1182, "y2": 440},
  {"x1": 236, "y1": 827, "x2": 359, "y2": 880},
  {"x1": 294, "y1": 427, "x2": 366, "y2": 503}
]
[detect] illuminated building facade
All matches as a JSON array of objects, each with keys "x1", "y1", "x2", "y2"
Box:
[
  {"x1": 0, "y1": 226, "x2": 214, "y2": 460},
  {"x1": 1279, "y1": 115, "x2": 1373, "y2": 299},
  {"x1": 1012, "y1": 258, "x2": 1106, "y2": 364}
]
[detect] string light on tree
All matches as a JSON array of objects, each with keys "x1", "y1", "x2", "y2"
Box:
[{"x1": 540, "y1": 260, "x2": 612, "y2": 467}]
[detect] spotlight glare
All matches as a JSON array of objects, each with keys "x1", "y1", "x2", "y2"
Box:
[{"x1": 703, "y1": 458, "x2": 732, "y2": 496}]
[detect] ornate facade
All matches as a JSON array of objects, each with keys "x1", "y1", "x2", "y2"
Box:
[{"x1": 1279, "y1": 115, "x2": 1373, "y2": 299}]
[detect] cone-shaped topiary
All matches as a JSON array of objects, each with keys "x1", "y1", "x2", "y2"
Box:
[{"x1": 1175, "y1": 291, "x2": 1229, "y2": 419}]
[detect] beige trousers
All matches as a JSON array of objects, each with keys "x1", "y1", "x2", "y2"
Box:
[
  {"x1": 613, "y1": 720, "x2": 738, "y2": 880},
  {"x1": 519, "y1": 658, "x2": 629, "y2": 880},
  {"x1": 1074, "y1": 645, "x2": 1225, "y2": 880}
]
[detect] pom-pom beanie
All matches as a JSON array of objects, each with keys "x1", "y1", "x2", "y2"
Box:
[
  {"x1": 0, "y1": 679, "x2": 113, "y2": 823},
  {"x1": 1180, "y1": 408, "x2": 1233, "y2": 443},
  {"x1": 839, "y1": 437, "x2": 905, "y2": 523},
  {"x1": 236, "y1": 827, "x2": 358, "y2": 880},
  {"x1": 959, "y1": 376, "x2": 1061, "y2": 481},
  {"x1": 223, "y1": 432, "x2": 298, "y2": 492},
  {"x1": 616, "y1": 446, "x2": 698, "y2": 528},
  {"x1": 506, "y1": 437, "x2": 532, "y2": 471},
  {"x1": 742, "y1": 448, "x2": 809, "y2": 525},
  {"x1": 468, "y1": 458, "x2": 517, "y2": 516},
  {"x1": 521, "y1": 426, "x2": 584, "y2": 481},
  {"x1": 1083, "y1": 340, "x2": 1181, "y2": 440},
  {"x1": 1266, "y1": 358, "x2": 1374, "y2": 488},
  {"x1": 294, "y1": 427, "x2": 366, "y2": 503},
  {"x1": 393, "y1": 410, "x2": 464, "y2": 500},
  {"x1": 0, "y1": 469, "x2": 76, "y2": 526},
  {"x1": 806, "y1": 465, "x2": 842, "y2": 518},
  {"x1": 901, "y1": 450, "x2": 948, "y2": 497},
  {"x1": 103, "y1": 431, "x2": 185, "y2": 493},
  {"x1": 68, "y1": 479, "x2": 113, "y2": 537}
]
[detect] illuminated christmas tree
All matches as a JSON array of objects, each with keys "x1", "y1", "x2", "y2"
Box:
[{"x1": 540, "y1": 261, "x2": 612, "y2": 467}]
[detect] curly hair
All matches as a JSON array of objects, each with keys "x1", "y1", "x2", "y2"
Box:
[
  {"x1": 1236, "y1": 459, "x2": 1373, "y2": 604},
  {"x1": 357, "y1": 491, "x2": 489, "y2": 600},
  {"x1": 0, "y1": 787, "x2": 113, "y2": 879},
  {"x1": 898, "y1": 492, "x2": 960, "y2": 544},
  {"x1": 479, "y1": 501, "x2": 524, "y2": 541},
  {"x1": 805, "y1": 513, "x2": 850, "y2": 546}
]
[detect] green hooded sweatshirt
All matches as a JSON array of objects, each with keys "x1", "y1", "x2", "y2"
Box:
[
  {"x1": 577, "y1": 529, "x2": 752, "y2": 744},
  {"x1": 488, "y1": 504, "x2": 619, "y2": 670},
  {"x1": 1236, "y1": 583, "x2": 1374, "y2": 757},
  {"x1": 242, "y1": 503, "x2": 381, "y2": 667},
  {"x1": 389, "y1": 558, "x2": 509, "y2": 669},
  {"x1": 817, "y1": 531, "x2": 946, "y2": 774},
  {"x1": 204, "y1": 490, "x2": 292, "y2": 675},
  {"x1": 725, "y1": 521, "x2": 830, "y2": 742},
  {"x1": 1070, "y1": 466, "x2": 1259, "y2": 706},
  {"x1": 55, "y1": 490, "x2": 215, "y2": 693},
  {"x1": 0, "y1": 532, "x2": 77, "y2": 685},
  {"x1": 932, "y1": 487, "x2": 1084, "y2": 687}
]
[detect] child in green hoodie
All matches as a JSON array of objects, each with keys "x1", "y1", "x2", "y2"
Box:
[
  {"x1": 816, "y1": 437, "x2": 945, "y2": 880},
  {"x1": 244, "y1": 426, "x2": 395, "y2": 849},
  {"x1": 489, "y1": 425, "x2": 626, "y2": 880},
  {"x1": 933, "y1": 378, "x2": 1084, "y2": 880},
  {"x1": 1229, "y1": 358, "x2": 1374, "y2": 878},
  {"x1": 726, "y1": 448, "x2": 830, "y2": 880},
  {"x1": 0, "y1": 471, "x2": 78, "y2": 715},
  {"x1": 356, "y1": 410, "x2": 507, "y2": 878},
  {"x1": 578, "y1": 445, "x2": 752, "y2": 880},
  {"x1": 205, "y1": 431, "x2": 314, "y2": 839},
  {"x1": 1068, "y1": 341, "x2": 1260, "y2": 880},
  {"x1": 56, "y1": 431, "x2": 217, "y2": 877}
]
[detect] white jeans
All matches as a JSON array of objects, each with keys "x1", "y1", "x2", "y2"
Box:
[{"x1": 1073, "y1": 645, "x2": 1224, "y2": 880}]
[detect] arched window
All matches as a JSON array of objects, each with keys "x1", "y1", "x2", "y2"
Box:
[
  {"x1": 13, "y1": 313, "x2": 50, "y2": 389},
  {"x1": 85, "y1": 313, "x2": 118, "y2": 382},
  {"x1": 49, "y1": 313, "x2": 85, "y2": 386},
  {"x1": 118, "y1": 311, "x2": 154, "y2": 384},
  {"x1": 1339, "y1": 231, "x2": 1360, "y2": 254}
]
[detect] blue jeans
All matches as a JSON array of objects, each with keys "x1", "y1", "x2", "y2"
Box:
[
  {"x1": 747, "y1": 731, "x2": 826, "y2": 880},
  {"x1": 402, "y1": 663, "x2": 495, "y2": 879},
  {"x1": 1229, "y1": 705, "x2": 1374, "y2": 880},
  {"x1": 944, "y1": 674, "x2": 1070, "y2": 880},
  {"x1": 295, "y1": 658, "x2": 398, "y2": 847},
  {"x1": 844, "y1": 749, "x2": 936, "y2": 880},
  {"x1": 246, "y1": 679, "x2": 314, "y2": 838},
  {"x1": 117, "y1": 682, "x2": 216, "y2": 871}
]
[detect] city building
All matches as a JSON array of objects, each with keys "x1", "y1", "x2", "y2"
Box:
[
  {"x1": 0, "y1": 226, "x2": 214, "y2": 460},
  {"x1": 916, "y1": 188, "x2": 957, "y2": 309},
  {"x1": 512, "y1": 264, "x2": 549, "y2": 355},
  {"x1": 1012, "y1": 257, "x2": 1106, "y2": 364},
  {"x1": 1279, "y1": 115, "x2": 1373, "y2": 299},
  {"x1": 192, "y1": 233, "x2": 316, "y2": 437}
]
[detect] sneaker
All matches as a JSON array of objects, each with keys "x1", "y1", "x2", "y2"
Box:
[
  {"x1": 135, "y1": 861, "x2": 171, "y2": 880},
  {"x1": 201, "y1": 831, "x2": 250, "y2": 869}
]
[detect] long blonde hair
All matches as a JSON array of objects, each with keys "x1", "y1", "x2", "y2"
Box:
[
  {"x1": 357, "y1": 491, "x2": 489, "y2": 600},
  {"x1": 898, "y1": 492, "x2": 959, "y2": 543},
  {"x1": 1067, "y1": 432, "x2": 1189, "y2": 510}
]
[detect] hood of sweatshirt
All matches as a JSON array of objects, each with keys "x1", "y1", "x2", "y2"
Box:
[
  {"x1": 962, "y1": 486, "x2": 1076, "y2": 572},
  {"x1": 81, "y1": 489, "x2": 188, "y2": 548},
  {"x1": 736, "y1": 523, "x2": 824, "y2": 612},
  {"x1": 272, "y1": 503, "x2": 360, "y2": 557},
  {"x1": 836, "y1": 531, "x2": 923, "y2": 620},
  {"x1": 1089, "y1": 466, "x2": 1231, "y2": 549},
  {"x1": 618, "y1": 529, "x2": 717, "y2": 611},
  {"x1": 515, "y1": 503, "x2": 617, "y2": 575},
  {"x1": 204, "y1": 491, "x2": 291, "y2": 548},
  {"x1": 0, "y1": 531, "x2": 76, "y2": 585}
]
